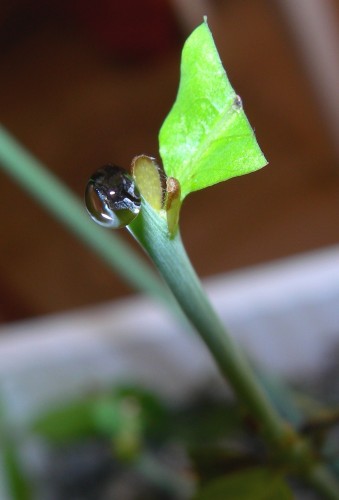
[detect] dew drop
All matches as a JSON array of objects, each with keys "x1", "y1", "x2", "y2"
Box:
[
  {"x1": 232, "y1": 94, "x2": 243, "y2": 111},
  {"x1": 85, "y1": 165, "x2": 141, "y2": 228}
]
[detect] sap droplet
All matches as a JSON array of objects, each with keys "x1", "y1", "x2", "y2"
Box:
[
  {"x1": 85, "y1": 165, "x2": 141, "y2": 228},
  {"x1": 232, "y1": 95, "x2": 243, "y2": 111}
]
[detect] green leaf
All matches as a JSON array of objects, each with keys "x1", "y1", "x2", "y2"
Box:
[
  {"x1": 3, "y1": 445, "x2": 33, "y2": 500},
  {"x1": 0, "y1": 400, "x2": 33, "y2": 499},
  {"x1": 31, "y1": 399, "x2": 97, "y2": 444},
  {"x1": 159, "y1": 19, "x2": 267, "y2": 200},
  {"x1": 31, "y1": 386, "x2": 168, "y2": 446},
  {"x1": 193, "y1": 467, "x2": 293, "y2": 500}
]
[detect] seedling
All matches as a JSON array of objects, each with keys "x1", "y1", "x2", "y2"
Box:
[
  {"x1": 83, "y1": 20, "x2": 339, "y2": 499},
  {"x1": 0, "y1": 18, "x2": 338, "y2": 500}
]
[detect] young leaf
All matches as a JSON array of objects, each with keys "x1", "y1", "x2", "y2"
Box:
[
  {"x1": 132, "y1": 155, "x2": 164, "y2": 211},
  {"x1": 193, "y1": 467, "x2": 293, "y2": 500},
  {"x1": 159, "y1": 19, "x2": 267, "y2": 200}
]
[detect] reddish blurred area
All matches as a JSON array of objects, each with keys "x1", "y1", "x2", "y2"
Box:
[
  {"x1": 0, "y1": 0, "x2": 181, "y2": 59},
  {"x1": 69, "y1": 0, "x2": 181, "y2": 59}
]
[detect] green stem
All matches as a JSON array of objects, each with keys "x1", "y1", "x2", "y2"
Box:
[
  {"x1": 305, "y1": 465, "x2": 339, "y2": 500},
  {"x1": 1, "y1": 125, "x2": 337, "y2": 497},
  {"x1": 129, "y1": 201, "x2": 285, "y2": 445},
  {"x1": 129, "y1": 200, "x2": 339, "y2": 498},
  {"x1": 0, "y1": 125, "x2": 173, "y2": 307}
]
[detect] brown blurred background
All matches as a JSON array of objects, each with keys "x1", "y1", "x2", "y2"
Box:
[{"x1": 0, "y1": 0, "x2": 339, "y2": 323}]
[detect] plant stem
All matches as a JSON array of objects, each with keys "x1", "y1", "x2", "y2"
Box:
[
  {"x1": 0, "y1": 125, "x2": 174, "y2": 308},
  {"x1": 305, "y1": 465, "x2": 339, "y2": 500},
  {"x1": 129, "y1": 202, "x2": 285, "y2": 445},
  {"x1": 129, "y1": 200, "x2": 339, "y2": 498},
  {"x1": 1, "y1": 126, "x2": 337, "y2": 497}
]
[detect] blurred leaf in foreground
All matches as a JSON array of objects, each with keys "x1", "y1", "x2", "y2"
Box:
[{"x1": 193, "y1": 466, "x2": 293, "y2": 499}]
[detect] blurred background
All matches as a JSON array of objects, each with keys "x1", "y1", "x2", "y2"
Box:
[{"x1": 0, "y1": 0, "x2": 339, "y2": 323}]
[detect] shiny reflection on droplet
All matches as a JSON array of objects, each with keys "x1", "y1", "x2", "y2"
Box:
[
  {"x1": 85, "y1": 165, "x2": 141, "y2": 228},
  {"x1": 232, "y1": 94, "x2": 243, "y2": 111}
]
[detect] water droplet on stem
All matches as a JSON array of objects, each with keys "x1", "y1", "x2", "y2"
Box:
[{"x1": 85, "y1": 165, "x2": 141, "y2": 228}]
